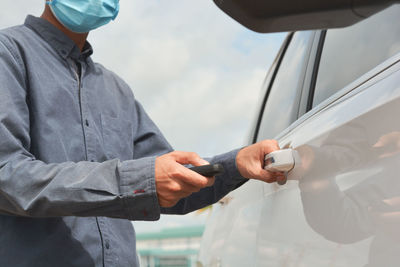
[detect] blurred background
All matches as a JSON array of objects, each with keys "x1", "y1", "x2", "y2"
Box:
[{"x1": 0, "y1": 1, "x2": 284, "y2": 265}]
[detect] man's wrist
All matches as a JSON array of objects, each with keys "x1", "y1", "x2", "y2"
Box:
[{"x1": 212, "y1": 148, "x2": 248, "y2": 186}]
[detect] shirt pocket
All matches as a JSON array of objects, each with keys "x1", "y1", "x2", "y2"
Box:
[{"x1": 101, "y1": 113, "x2": 133, "y2": 161}]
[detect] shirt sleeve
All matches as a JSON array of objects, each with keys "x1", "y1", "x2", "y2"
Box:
[{"x1": 0, "y1": 38, "x2": 160, "y2": 220}]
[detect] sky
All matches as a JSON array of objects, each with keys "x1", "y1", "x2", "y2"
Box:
[{"x1": 0, "y1": 0, "x2": 285, "y2": 233}]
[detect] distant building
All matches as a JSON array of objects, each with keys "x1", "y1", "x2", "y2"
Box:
[{"x1": 136, "y1": 225, "x2": 205, "y2": 267}]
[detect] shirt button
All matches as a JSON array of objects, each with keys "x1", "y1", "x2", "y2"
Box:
[
  {"x1": 105, "y1": 241, "x2": 110, "y2": 249},
  {"x1": 85, "y1": 119, "x2": 89, "y2": 127}
]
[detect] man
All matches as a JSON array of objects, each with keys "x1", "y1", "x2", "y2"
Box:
[{"x1": 0, "y1": 1, "x2": 284, "y2": 266}]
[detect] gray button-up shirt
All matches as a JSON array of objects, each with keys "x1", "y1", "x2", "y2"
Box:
[{"x1": 0, "y1": 16, "x2": 247, "y2": 266}]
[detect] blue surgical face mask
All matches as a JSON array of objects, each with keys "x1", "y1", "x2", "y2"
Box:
[{"x1": 46, "y1": 0, "x2": 120, "y2": 33}]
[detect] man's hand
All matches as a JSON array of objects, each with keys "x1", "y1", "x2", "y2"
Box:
[
  {"x1": 155, "y1": 151, "x2": 215, "y2": 208},
  {"x1": 236, "y1": 140, "x2": 286, "y2": 183}
]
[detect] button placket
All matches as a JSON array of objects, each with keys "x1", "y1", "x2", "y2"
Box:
[
  {"x1": 79, "y1": 62, "x2": 97, "y2": 163},
  {"x1": 98, "y1": 217, "x2": 116, "y2": 267},
  {"x1": 79, "y1": 68, "x2": 89, "y2": 161}
]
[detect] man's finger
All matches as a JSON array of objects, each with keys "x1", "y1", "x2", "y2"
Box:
[
  {"x1": 256, "y1": 169, "x2": 285, "y2": 183},
  {"x1": 261, "y1": 139, "x2": 280, "y2": 154},
  {"x1": 173, "y1": 163, "x2": 211, "y2": 188},
  {"x1": 171, "y1": 151, "x2": 209, "y2": 166},
  {"x1": 177, "y1": 178, "x2": 214, "y2": 194},
  {"x1": 277, "y1": 173, "x2": 287, "y2": 185}
]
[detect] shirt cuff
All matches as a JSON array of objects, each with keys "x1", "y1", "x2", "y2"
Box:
[
  {"x1": 118, "y1": 157, "x2": 160, "y2": 221},
  {"x1": 210, "y1": 148, "x2": 248, "y2": 187}
]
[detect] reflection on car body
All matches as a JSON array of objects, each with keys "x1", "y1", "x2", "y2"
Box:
[
  {"x1": 198, "y1": 4, "x2": 400, "y2": 267},
  {"x1": 295, "y1": 110, "x2": 400, "y2": 266}
]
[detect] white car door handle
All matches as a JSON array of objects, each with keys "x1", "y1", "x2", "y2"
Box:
[{"x1": 264, "y1": 148, "x2": 300, "y2": 172}]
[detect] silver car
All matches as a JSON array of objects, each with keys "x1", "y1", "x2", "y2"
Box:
[{"x1": 198, "y1": 2, "x2": 400, "y2": 266}]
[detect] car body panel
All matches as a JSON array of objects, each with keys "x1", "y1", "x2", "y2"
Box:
[
  {"x1": 199, "y1": 51, "x2": 400, "y2": 267},
  {"x1": 260, "y1": 60, "x2": 400, "y2": 266}
]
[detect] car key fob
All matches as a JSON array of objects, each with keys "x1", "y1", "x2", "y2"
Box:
[{"x1": 189, "y1": 164, "x2": 225, "y2": 177}]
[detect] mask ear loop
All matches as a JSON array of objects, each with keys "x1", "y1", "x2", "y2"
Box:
[{"x1": 111, "y1": 3, "x2": 120, "y2": 20}]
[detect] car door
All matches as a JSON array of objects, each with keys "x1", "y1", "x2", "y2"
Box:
[
  {"x1": 198, "y1": 30, "x2": 317, "y2": 267},
  {"x1": 255, "y1": 5, "x2": 400, "y2": 267}
]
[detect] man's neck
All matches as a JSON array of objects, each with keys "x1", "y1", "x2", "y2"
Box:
[{"x1": 41, "y1": 5, "x2": 88, "y2": 51}]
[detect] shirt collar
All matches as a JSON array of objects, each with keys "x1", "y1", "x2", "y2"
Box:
[{"x1": 24, "y1": 15, "x2": 93, "y2": 61}]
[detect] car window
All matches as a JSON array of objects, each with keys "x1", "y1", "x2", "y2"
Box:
[
  {"x1": 256, "y1": 31, "x2": 313, "y2": 141},
  {"x1": 313, "y1": 5, "x2": 400, "y2": 107}
]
